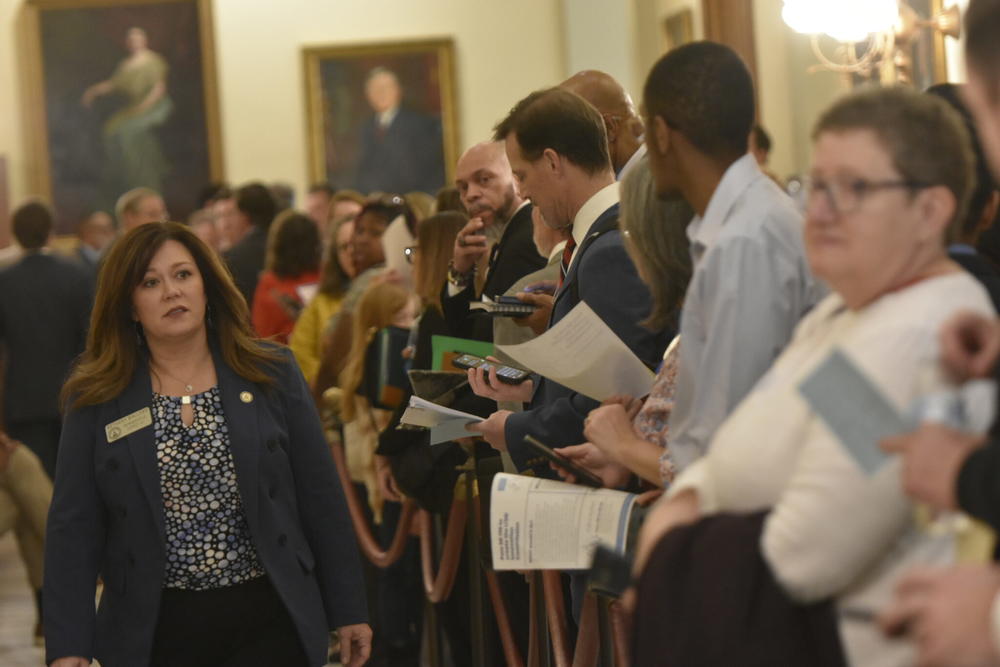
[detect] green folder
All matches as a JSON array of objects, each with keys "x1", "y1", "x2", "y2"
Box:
[{"x1": 431, "y1": 335, "x2": 494, "y2": 371}]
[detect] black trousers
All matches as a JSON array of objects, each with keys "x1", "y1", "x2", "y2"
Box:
[{"x1": 150, "y1": 576, "x2": 309, "y2": 667}]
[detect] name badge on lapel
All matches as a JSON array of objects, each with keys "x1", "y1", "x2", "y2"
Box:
[{"x1": 105, "y1": 408, "x2": 153, "y2": 444}]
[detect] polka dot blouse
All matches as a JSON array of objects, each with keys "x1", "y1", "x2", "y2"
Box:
[{"x1": 153, "y1": 386, "x2": 264, "y2": 590}]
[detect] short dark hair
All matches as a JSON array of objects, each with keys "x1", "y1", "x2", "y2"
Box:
[
  {"x1": 236, "y1": 183, "x2": 278, "y2": 230},
  {"x1": 814, "y1": 86, "x2": 974, "y2": 237},
  {"x1": 493, "y1": 87, "x2": 611, "y2": 175},
  {"x1": 12, "y1": 201, "x2": 53, "y2": 249},
  {"x1": 196, "y1": 182, "x2": 229, "y2": 209},
  {"x1": 966, "y1": 0, "x2": 1000, "y2": 101},
  {"x1": 927, "y1": 83, "x2": 998, "y2": 241},
  {"x1": 308, "y1": 182, "x2": 336, "y2": 198},
  {"x1": 752, "y1": 125, "x2": 772, "y2": 153},
  {"x1": 358, "y1": 194, "x2": 418, "y2": 235},
  {"x1": 267, "y1": 211, "x2": 321, "y2": 278},
  {"x1": 643, "y1": 41, "x2": 755, "y2": 161}
]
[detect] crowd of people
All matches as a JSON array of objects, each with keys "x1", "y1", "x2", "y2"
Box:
[{"x1": 6, "y1": 1, "x2": 1000, "y2": 665}]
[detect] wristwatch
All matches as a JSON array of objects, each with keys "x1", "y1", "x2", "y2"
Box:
[{"x1": 447, "y1": 260, "x2": 474, "y2": 288}]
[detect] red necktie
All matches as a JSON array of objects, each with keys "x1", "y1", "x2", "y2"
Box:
[{"x1": 558, "y1": 237, "x2": 577, "y2": 289}]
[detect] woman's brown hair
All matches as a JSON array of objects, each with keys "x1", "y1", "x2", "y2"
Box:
[
  {"x1": 338, "y1": 281, "x2": 412, "y2": 422},
  {"x1": 62, "y1": 221, "x2": 283, "y2": 409},
  {"x1": 266, "y1": 210, "x2": 321, "y2": 278},
  {"x1": 413, "y1": 211, "x2": 466, "y2": 313}
]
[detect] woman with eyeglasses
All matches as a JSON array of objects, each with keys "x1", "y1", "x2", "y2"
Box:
[{"x1": 630, "y1": 87, "x2": 996, "y2": 666}]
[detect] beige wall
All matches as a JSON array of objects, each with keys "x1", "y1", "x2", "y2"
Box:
[{"x1": 0, "y1": 0, "x2": 567, "y2": 237}]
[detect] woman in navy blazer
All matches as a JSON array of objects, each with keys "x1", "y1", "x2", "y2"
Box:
[{"x1": 44, "y1": 222, "x2": 370, "y2": 667}]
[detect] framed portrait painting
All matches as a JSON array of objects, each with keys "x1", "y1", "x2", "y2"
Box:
[
  {"x1": 303, "y1": 38, "x2": 458, "y2": 197},
  {"x1": 23, "y1": 0, "x2": 223, "y2": 234}
]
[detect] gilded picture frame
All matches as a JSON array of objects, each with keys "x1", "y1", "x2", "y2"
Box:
[
  {"x1": 303, "y1": 38, "x2": 459, "y2": 196},
  {"x1": 22, "y1": 0, "x2": 223, "y2": 234}
]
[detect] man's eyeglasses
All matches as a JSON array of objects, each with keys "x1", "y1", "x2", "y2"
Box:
[
  {"x1": 404, "y1": 245, "x2": 419, "y2": 264},
  {"x1": 805, "y1": 177, "x2": 931, "y2": 216}
]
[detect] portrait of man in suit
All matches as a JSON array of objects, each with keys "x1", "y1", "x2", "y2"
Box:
[
  {"x1": 355, "y1": 67, "x2": 446, "y2": 195},
  {"x1": 303, "y1": 39, "x2": 458, "y2": 198}
]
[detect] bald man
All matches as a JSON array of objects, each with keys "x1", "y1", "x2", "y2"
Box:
[
  {"x1": 443, "y1": 141, "x2": 547, "y2": 341},
  {"x1": 560, "y1": 69, "x2": 646, "y2": 179}
]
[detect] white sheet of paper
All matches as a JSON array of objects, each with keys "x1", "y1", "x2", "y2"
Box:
[
  {"x1": 490, "y1": 473, "x2": 637, "y2": 570},
  {"x1": 496, "y1": 301, "x2": 655, "y2": 401},
  {"x1": 382, "y1": 215, "x2": 415, "y2": 285},
  {"x1": 296, "y1": 282, "x2": 319, "y2": 306},
  {"x1": 399, "y1": 396, "x2": 483, "y2": 446}
]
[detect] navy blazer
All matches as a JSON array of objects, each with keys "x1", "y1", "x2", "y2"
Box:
[
  {"x1": 504, "y1": 203, "x2": 672, "y2": 469},
  {"x1": 44, "y1": 345, "x2": 367, "y2": 667},
  {"x1": 355, "y1": 107, "x2": 445, "y2": 195}
]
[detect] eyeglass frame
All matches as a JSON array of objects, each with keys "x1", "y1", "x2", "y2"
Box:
[{"x1": 804, "y1": 176, "x2": 932, "y2": 216}]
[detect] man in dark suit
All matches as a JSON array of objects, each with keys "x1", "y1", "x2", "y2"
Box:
[
  {"x1": 222, "y1": 183, "x2": 277, "y2": 306},
  {"x1": 442, "y1": 140, "x2": 547, "y2": 342},
  {"x1": 468, "y1": 88, "x2": 670, "y2": 467},
  {"x1": 74, "y1": 210, "x2": 115, "y2": 275},
  {"x1": 354, "y1": 67, "x2": 445, "y2": 195},
  {"x1": 0, "y1": 202, "x2": 92, "y2": 478}
]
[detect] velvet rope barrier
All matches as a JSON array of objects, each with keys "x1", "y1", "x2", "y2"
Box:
[
  {"x1": 608, "y1": 601, "x2": 630, "y2": 667},
  {"x1": 329, "y1": 440, "x2": 416, "y2": 569},
  {"x1": 418, "y1": 500, "x2": 467, "y2": 603},
  {"x1": 485, "y1": 568, "x2": 526, "y2": 667},
  {"x1": 542, "y1": 570, "x2": 572, "y2": 667},
  {"x1": 571, "y1": 593, "x2": 600, "y2": 667}
]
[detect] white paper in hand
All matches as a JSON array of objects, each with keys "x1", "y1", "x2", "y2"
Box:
[{"x1": 497, "y1": 301, "x2": 655, "y2": 401}]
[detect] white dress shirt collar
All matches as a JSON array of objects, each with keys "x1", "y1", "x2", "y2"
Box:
[
  {"x1": 687, "y1": 153, "x2": 763, "y2": 259},
  {"x1": 571, "y1": 182, "x2": 620, "y2": 249},
  {"x1": 377, "y1": 107, "x2": 399, "y2": 128}
]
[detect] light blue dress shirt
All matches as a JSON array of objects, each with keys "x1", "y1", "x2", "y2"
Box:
[{"x1": 667, "y1": 153, "x2": 825, "y2": 469}]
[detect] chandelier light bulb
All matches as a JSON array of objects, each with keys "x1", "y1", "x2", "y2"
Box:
[{"x1": 782, "y1": 0, "x2": 899, "y2": 43}]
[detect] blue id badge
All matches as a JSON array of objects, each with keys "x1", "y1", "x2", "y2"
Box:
[{"x1": 798, "y1": 349, "x2": 906, "y2": 475}]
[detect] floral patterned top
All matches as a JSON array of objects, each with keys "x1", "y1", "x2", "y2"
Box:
[
  {"x1": 632, "y1": 342, "x2": 680, "y2": 486},
  {"x1": 153, "y1": 386, "x2": 264, "y2": 590}
]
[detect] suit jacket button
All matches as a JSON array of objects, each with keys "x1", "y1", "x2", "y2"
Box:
[
  {"x1": 278, "y1": 534, "x2": 287, "y2": 547},
  {"x1": 106, "y1": 458, "x2": 119, "y2": 472},
  {"x1": 267, "y1": 439, "x2": 278, "y2": 452},
  {"x1": 269, "y1": 485, "x2": 277, "y2": 499},
  {"x1": 127, "y1": 553, "x2": 136, "y2": 567},
  {"x1": 118, "y1": 506, "x2": 127, "y2": 518}
]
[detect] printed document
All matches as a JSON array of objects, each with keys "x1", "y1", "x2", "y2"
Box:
[
  {"x1": 399, "y1": 395, "x2": 482, "y2": 445},
  {"x1": 497, "y1": 302, "x2": 655, "y2": 401},
  {"x1": 490, "y1": 473, "x2": 637, "y2": 570}
]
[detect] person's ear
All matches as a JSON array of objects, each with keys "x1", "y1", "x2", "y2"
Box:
[
  {"x1": 915, "y1": 186, "x2": 957, "y2": 241},
  {"x1": 651, "y1": 115, "x2": 671, "y2": 156},
  {"x1": 542, "y1": 148, "x2": 562, "y2": 177}
]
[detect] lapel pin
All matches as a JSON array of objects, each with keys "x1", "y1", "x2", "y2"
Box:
[{"x1": 240, "y1": 391, "x2": 254, "y2": 403}]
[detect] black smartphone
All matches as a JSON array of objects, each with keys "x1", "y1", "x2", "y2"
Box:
[
  {"x1": 451, "y1": 353, "x2": 531, "y2": 384},
  {"x1": 494, "y1": 295, "x2": 539, "y2": 308},
  {"x1": 523, "y1": 435, "x2": 604, "y2": 488}
]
